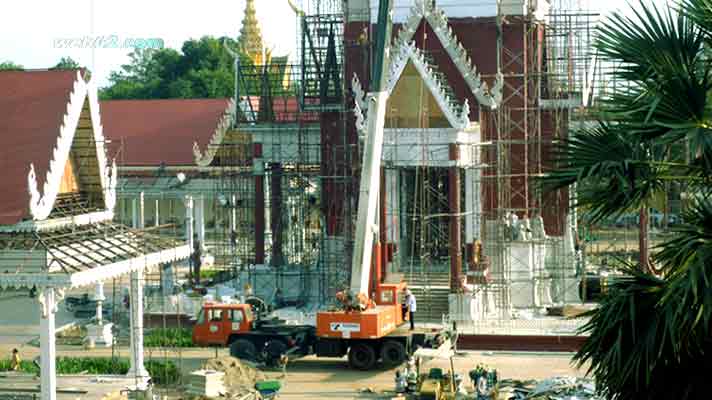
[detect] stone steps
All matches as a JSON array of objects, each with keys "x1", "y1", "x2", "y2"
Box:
[{"x1": 408, "y1": 286, "x2": 451, "y2": 323}]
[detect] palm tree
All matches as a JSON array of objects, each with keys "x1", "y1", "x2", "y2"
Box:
[{"x1": 542, "y1": 1, "x2": 712, "y2": 398}]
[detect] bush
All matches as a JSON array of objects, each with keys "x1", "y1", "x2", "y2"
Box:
[
  {"x1": 146, "y1": 359, "x2": 180, "y2": 385},
  {"x1": 0, "y1": 359, "x2": 39, "y2": 374},
  {"x1": 144, "y1": 328, "x2": 194, "y2": 348},
  {"x1": 57, "y1": 357, "x2": 129, "y2": 374},
  {"x1": 0, "y1": 357, "x2": 179, "y2": 385}
]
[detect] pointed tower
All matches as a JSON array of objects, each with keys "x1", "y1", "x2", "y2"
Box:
[{"x1": 238, "y1": 0, "x2": 265, "y2": 64}]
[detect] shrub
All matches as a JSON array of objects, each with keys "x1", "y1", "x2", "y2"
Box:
[
  {"x1": 0, "y1": 357, "x2": 179, "y2": 385},
  {"x1": 144, "y1": 328, "x2": 194, "y2": 348},
  {"x1": 146, "y1": 359, "x2": 180, "y2": 385}
]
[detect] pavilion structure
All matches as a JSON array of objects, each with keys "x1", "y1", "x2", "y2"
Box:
[{"x1": 0, "y1": 70, "x2": 190, "y2": 399}]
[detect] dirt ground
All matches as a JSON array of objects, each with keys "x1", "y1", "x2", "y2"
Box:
[
  {"x1": 272, "y1": 351, "x2": 584, "y2": 400},
  {"x1": 0, "y1": 289, "x2": 586, "y2": 399},
  {"x1": 0, "y1": 343, "x2": 585, "y2": 400}
]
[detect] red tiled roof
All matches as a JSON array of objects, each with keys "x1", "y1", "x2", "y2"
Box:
[
  {"x1": 0, "y1": 70, "x2": 79, "y2": 225},
  {"x1": 101, "y1": 98, "x2": 231, "y2": 167},
  {"x1": 240, "y1": 96, "x2": 319, "y2": 123}
]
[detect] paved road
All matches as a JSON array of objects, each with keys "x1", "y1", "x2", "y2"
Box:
[{"x1": 0, "y1": 293, "x2": 76, "y2": 349}]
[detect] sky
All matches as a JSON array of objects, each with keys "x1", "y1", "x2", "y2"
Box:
[{"x1": 0, "y1": 0, "x2": 662, "y2": 88}]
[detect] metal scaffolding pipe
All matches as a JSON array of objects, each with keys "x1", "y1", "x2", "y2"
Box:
[
  {"x1": 254, "y1": 143, "x2": 265, "y2": 264},
  {"x1": 449, "y1": 144, "x2": 463, "y2": 293}
]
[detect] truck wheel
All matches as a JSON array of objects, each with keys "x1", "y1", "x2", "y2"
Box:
[
  {"x1": 381, "y1": 340, "x2": 406, "y2": 367},
  {"x1": 264, "y1": 339, "x2": 288, "y2": 364},
  {"x1": 348, "y1": 343, "x2": 376, "y2": 370},
  {"x1": 230, "y1": 339, "x2": 258, "y2": 361}
]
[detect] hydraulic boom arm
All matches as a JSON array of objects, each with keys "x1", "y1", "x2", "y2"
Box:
[{"x1": 349, "y1": 0, "x2": 394, "y2": 300}]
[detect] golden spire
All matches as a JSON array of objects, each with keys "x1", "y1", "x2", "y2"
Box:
[{"x1": 238, "y1": 0, "x2": 265, "y2": 64}]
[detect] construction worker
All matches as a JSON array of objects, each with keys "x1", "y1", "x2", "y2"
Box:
[
  {"x1": 278, "y1": 354, "x2": 288, "y2": 379},
  {"x1": 10, "y1": 349, "x2": 20, "y2": 371},
  {"x1": 406, "y1": 289, "x2": 417, "y2": 331}
]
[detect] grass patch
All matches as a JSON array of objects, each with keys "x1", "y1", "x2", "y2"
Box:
[
  {"x1": 199, "y1": 269, "x2": 220, "y2": 281},
  {"x1": 0, "y1": 357, "x2": 179, "y2": 385},
  {"x1": 144, "y1": 328, "x2": 194, "y2": 348}
]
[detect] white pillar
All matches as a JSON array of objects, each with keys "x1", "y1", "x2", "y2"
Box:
[
  {"x1": 231, "y1": 195, "x2": 237, "y2": 232},
  {"x1": 132, "y1": 192, "x2": 145, "y2": 229},
  {"x1": 465, "y1": 169, "x2": 481, "y2": 243},
  {"x1": 195, "y1": 196, "x2": 206, "y2": 250},
  {"x1": 155, "y1": 199, "x2": 160, "y2": 227},
  {"x1": 184, "y1": 195, "x2": 194, "y2": 250},
  {"x1": 39, "y1": 288, "x2": 61, "y2": 400},
  {"x1": 132, "y1": 197, "x2": 138, "y2": 228},
  {"x1": 127, "y1": 270, "x2": 149, "y2": 386},
  {"x1": 94, "y1": 282, "x2": 105, "y2": 323}
]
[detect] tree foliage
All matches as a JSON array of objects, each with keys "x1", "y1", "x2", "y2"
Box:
[
  {"x1": 52, "y1": 57, "x2": 81, "y2": 70},
  {"x1": 542, "y1": 1, "x2": 712, "y2": 398},
  {"x1": 0, "y1": 61, "x2": 23, "y2": 71},
  {"x1": 100, "y1": 36, "x2": 253, "y2": 100}
]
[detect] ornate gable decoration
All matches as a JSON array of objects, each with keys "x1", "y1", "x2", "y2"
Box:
[
  {"x1": 353, "y1": 42, "x2": 472, "y2": 132},
  {"x1": 395, "y1": 0, "x2": 503, "y2": 109},
  {"x1": 192, "y1": 98, "x2": 237, "y2": 167},
  {"x1": 26, "y1": 71, "x2": 117, "y2": 223}
]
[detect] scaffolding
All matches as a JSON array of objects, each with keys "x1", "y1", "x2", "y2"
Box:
[
  {"x1": 202, "y1": 0, "x2": 354, "y2": 306},
  {"x1": 473, "y1": 0, "x2": 600, "y2": 325}
]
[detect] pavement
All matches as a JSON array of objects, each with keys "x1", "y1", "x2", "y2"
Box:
[
  {"x1": 0, "y1": 290, "x2": 587, "y2": 400},
  {"x1": 0, "y1": 293, "x2": 76, "y2": 348},
  {"x1": 272, "y1": 351, "x2": 585, "y2": 399}
]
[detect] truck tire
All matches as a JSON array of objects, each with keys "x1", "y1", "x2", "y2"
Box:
[
  {"x1": 264, "y1": 339, "x2": 288, "y2": 364},
  {"x1": 230, "y1": 338, "x2": 258, "y2": 361},
  {"x1": 381, "y1": 340, "x2": 406, "y2": 367},
  {"x1": 348, "y1": 343, "x2": 376, "y2": 370}
]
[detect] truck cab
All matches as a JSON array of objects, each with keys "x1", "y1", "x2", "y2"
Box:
[{"x1": 192, "y1": 303, "x2": 254, "y2": 346}]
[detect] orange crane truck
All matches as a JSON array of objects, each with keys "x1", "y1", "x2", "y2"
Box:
[{"x1": 191, "y1": 296, "x2": 442, "y2": 370}]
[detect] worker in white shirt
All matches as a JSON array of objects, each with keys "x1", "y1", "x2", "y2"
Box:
[{"x1": 405, "y1": 289, "x2": 416, "y2": 330}]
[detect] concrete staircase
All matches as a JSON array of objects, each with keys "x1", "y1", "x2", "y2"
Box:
[{"x1": 404, "y1": 272, "x2": 451, "y2": 323}]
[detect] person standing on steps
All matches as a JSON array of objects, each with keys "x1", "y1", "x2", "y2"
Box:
[{"x1": 406, "y1": 289, "x2": 416, "y2": 330}]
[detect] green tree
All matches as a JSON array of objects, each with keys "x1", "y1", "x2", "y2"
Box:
[
  {"x1": 542, "y1": 1, "x2": 712, "y2": 398},
  {"x1": 52, "y1": 57, "x2": 81, "y2": 70},
  {"x1": 0, "y1": 61, "x2": 23, "y2": 70},
  {"x1": 100, "y1": 37, "x2": 240, "y2": 100}
]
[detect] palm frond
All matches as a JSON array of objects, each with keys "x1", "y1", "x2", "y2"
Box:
[
  {"x1": 655, "y1": 196, "x2": 712, "y2": 271},
  {"x1": 682, "y1": 0, "x2": 712, "y2": 38},
  {"x1": 541, "y1": 122, "x2": 668, "y2": 223},
  {"x1": 595, "y1": 2, "x2": 712, "y2": 170},
  {"x1": 574, "y1": 266, "x2": 712, "y2": 400}
]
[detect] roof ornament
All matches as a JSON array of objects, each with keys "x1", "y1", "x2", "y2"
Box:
[
  {"x1": 193, "y1": 98, "x2": 237, "y2": 167},
  {"x1": 394, "y1": 0, "x2": 502, "y2": 109},
  {"x1": 352, "y1": 42, "x2": 472, "y2": 131},
  {"x1": 27, "y1": 71, "x2": 87, "y2": 221}
]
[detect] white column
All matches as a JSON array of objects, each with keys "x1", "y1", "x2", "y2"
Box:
[
  {"x1": 127, "y1": 270, "x2": 149, "y2": 386},
  {"x1": 131, "y1": 196, "x2": 138, "y2": 228},
  {"x1": 465, "y1": 169, "x2": 480, "y2": 243},
  {"x1": 184, "y1": 195, "x2": 194, "y2": 250},
  {"x1": 155, "y1": 199, "x2": 160, "y2": 227},
  {"x1": 195, "y1": 195, "x2": 206, "y2": 250},
  {"x1": 39, "y1": 288, "x2": 61, "y2": 400},
  {"x1": 94, "y1": 282, "x2": 105, "y2": 323},
  {"x1": 231, "y1": 195, "x2": 237, "y2": 232},
  {"x1": 132, "y1": 192, "x2": 145, "y2": 229}
]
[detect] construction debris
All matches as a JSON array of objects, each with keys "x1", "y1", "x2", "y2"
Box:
[
  {"x1": 495, "y1": 377, "x2": 600, "y2": 400},
  {"x1": 202, "y1": 356, "x2": 266, "y2": 396},
  {"x1": 186, "y1": 370, "x2": 226, "y2": 397}
]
